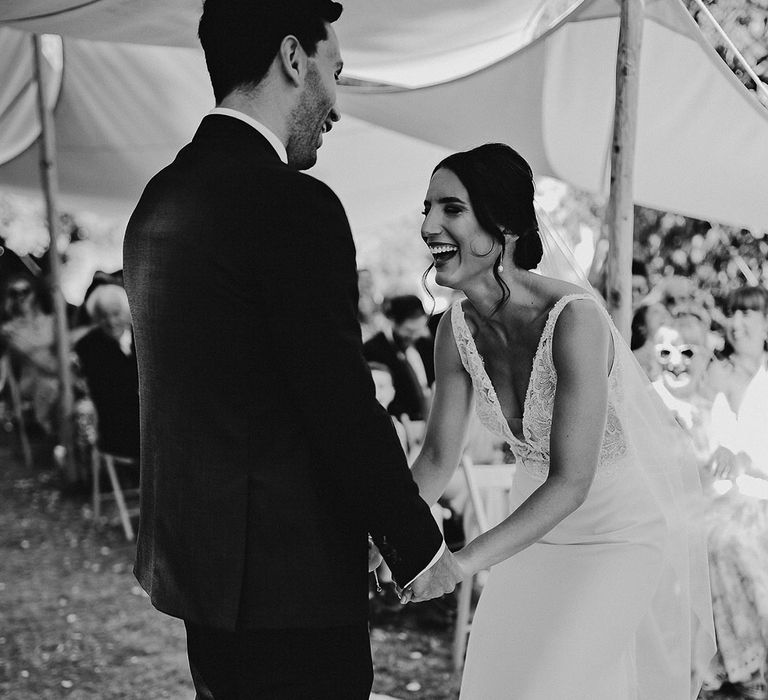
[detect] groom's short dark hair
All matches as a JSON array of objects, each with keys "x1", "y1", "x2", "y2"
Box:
[{"x1": 199, "y1": 0, "x2": 343, "y2": 103}]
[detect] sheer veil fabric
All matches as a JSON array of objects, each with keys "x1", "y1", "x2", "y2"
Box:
[{"x1": 534, "y1": 204, "x2": 716, "y2": 697}]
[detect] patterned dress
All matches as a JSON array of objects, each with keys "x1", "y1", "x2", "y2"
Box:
[{"x1": 701, "y1": 361, "x2": 768, "y2": 697}]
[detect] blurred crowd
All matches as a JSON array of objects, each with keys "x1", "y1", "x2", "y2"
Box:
[
  {"x1": 629, "y1": 259, "x2": 768, "y2": 698},
  {"x1": 0, "y1": 270, "x2": 139, "y2": 477}
]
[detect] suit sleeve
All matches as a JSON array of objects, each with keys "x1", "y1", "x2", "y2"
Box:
[{"x1": 255, "y1": 175, "x2": 443, "y2": 584}]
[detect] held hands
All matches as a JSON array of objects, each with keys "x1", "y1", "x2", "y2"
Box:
[{"x1": 397, "y1": 547, "x2": 467, "y2": 604}]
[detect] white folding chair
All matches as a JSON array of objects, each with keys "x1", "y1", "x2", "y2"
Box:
[
  {"x1": 91, "y1": 448, "x2": 139, "y2": 541},
  {"x1": 452, "y1": 455, "x2": 515, "y2": 669}
]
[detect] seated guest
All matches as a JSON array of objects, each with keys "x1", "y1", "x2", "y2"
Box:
[
  {"x1": 706, "y1": 286, "x2": 768, "y2": 480},
  {"x1": 695, "y1": 285, "x2": 768, "y2": 699},
  {"x1": 74, "y1": 270, "x2": 124, "y2": 328},
  {"x1": 0, "y1": 274, "x2": 60, "y2": 435},
  {"x1": 650, "y1": 314, "x2": 715, "y2": 464},
  {"x1": 363, "y1": 294, "x2": 434, "y2": 422},
  {"x1": 74, "y1": 284, "x2": 139, "y2": 459}
]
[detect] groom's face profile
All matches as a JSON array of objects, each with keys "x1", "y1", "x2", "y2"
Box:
[{"x1": 288, "y1": 22, "x2": 343, "y2": 170}]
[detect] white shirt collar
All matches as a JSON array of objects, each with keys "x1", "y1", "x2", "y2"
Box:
[{"x1": 208, "y1": 107, "x2": 288, "y2": 164}]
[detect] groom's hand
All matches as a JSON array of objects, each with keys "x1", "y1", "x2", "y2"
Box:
[{"x1": 401, "y1": 548, "x2": 463, "y2": 604}]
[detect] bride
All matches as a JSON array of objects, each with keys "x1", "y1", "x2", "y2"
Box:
[{"x1": 402, "y1": 143, "x2": 714, "y2": 699}]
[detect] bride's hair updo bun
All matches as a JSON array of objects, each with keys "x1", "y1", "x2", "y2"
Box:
[
  {"x1": 512, "y1": 227, "x2": 544, "y2": 271},
  {"x1": 430, "y1": 143, "x2": 542, "y2": 312}
]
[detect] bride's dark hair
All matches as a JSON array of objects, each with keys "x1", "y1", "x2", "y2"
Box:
[{"x1": 423, "y1": 143, "x2": 542, "y2": 313}]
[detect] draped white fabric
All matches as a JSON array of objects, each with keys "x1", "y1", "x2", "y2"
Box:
[
  {"x1": 0, "y1": 0, "x2": 767, "y2": 231},
  {"x1": 0, "y1": 27, "x2": 213, "y2": 216},
  {"x1": 0, "y1": 30, "x2": 61, "y2": 165},
  {"x1": 0, "y1": 24, "x2": 449, "y2": 230},
  {"x1": 0, "y1": 0, "x2": 199, "y2": 47}
]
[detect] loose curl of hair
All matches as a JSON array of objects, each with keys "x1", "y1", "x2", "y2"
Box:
[
  {"x1": 199, "y1": 0, "x2": 343, "y2": 103},
  {"x1": 422, "y1": 143, "x2": 542, "y2": 315}
]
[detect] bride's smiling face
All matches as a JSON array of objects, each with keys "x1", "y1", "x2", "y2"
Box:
[{"x1": 421, "y1": 168, "x2": 499, "y2": 289}]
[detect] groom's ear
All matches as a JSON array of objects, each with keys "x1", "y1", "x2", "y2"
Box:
[{"x1": 277, "y1": 35, "x2": 308, "y2": 88}]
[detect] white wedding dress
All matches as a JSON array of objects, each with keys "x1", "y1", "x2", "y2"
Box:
[{"x1": 454, "y1": 293, "x2": 710, "y2": 700}]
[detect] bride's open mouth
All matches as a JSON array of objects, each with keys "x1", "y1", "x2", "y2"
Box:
[{"x1": 428, "y1": 242, "x2": 459, "y2": 265}]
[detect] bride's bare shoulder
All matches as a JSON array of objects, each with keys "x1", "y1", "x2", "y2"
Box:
[{"x1": 538, "y1": 274, "x2": 592, "y2": 299}]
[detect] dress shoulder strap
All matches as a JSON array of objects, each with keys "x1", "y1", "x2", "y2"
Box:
[
  {"x1": 450, "y1": 300, "x2": 473, "y2": 363},
  {"x1": 539, "y1": 293, "x2": 605, "y2": 364},
  {"x1": 542, "y1": 293, "x2": 595, "y2": 337}
]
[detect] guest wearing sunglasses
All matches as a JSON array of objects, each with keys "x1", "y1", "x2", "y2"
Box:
[
  {"x1": 650, "y1": 312, "x2": 714, "y2": 463},
  {"x1": 0, "y1": 274, "x2": 60, "y2": 436}
]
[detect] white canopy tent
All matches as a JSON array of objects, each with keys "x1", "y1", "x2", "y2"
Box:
[
  {"x1": 0, "y1": 0, "x2": 767, "y2": 234},
  {"x1": 0, "y1": 23, "x2": 449, "y2": 238},
  {"x1": 2, "y1": 0, "x2": 765, "y2": 474}
]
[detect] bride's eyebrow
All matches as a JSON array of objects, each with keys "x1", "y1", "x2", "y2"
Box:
[{"x1": 423, "y1": 196, "x2": 467, "y2": 208}]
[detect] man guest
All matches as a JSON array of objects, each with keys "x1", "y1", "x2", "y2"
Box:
[{"x1": 364, "y1": 294, "x2": 435, "y2": 422}]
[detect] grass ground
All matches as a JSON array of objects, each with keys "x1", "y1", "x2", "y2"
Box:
[
  {"x1": 0, "y1": 436, "x2": 748, "y2": 699},
  {"x1": 0, "y1": 438, "x2": 461, "y2": 699}
]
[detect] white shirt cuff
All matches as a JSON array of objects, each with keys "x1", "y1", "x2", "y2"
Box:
[{"x1": 404, "y1": 540, "x2": 446, "y2": 588}]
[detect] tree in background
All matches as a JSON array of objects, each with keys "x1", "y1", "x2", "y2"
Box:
[
  {"x1": 0, "y1": 192, "x2": 122, "y2": 305},
  {"x1": 685, "y1": 0, "x2": 768, "y2": 108}
]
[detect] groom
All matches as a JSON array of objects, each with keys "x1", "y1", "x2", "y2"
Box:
[{"x1": 123, "y1": 1, "x2": 461, "y2": 697}]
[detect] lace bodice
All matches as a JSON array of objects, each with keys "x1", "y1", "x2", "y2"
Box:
[{"x1": 452, "y1": 294, "x2": 628, "y2": 481}]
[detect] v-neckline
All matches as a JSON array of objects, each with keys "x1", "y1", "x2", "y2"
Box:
[{"x1": 456, "y1": 294, "x2": 583, "y2": 444}]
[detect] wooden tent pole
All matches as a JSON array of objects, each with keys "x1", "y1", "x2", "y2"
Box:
[
  {"x1": 32, "y1": 34, "x2": 76, "y2": 479},
  {"x1": 604, "y1": 0, "x2": 644, "y2": 340}
]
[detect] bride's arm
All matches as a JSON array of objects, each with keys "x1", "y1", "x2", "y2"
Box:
[
  {"x1": 454, "y1": 300, "x2": 611, "y2": 577},
  {"x1": 410, "y1": 311, "x2": 474, "y2": 506}
]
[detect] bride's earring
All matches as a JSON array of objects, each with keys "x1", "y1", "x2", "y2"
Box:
[{"x1": 497, "y1": 232, "x2": 507, "y2": 274}]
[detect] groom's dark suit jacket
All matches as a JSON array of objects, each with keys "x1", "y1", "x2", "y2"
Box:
[{"x1": 123, "y1": 115, "x2": 442, "y2": 631}]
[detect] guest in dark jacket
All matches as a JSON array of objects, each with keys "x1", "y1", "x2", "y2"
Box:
[
  {"x1": 74, "y1": 284, "x2": 139, "y2": 459},
  {"x1": 363, "y1": 294, "x2": 435, "y2": 421}
]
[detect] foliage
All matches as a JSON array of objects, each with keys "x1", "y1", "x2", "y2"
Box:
[
  {"x1": 560, "y1": 0, "x2": 768, "y2": 309},
  {"x1": 0, "y1": 192, "x2": 123, "y2": 304},
  {"x1": 684, "y1": 0, "x2": 768, "y2": 108},
  {"x1": 634, "y1": 207, "x2": 768, "y2": 306}
]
